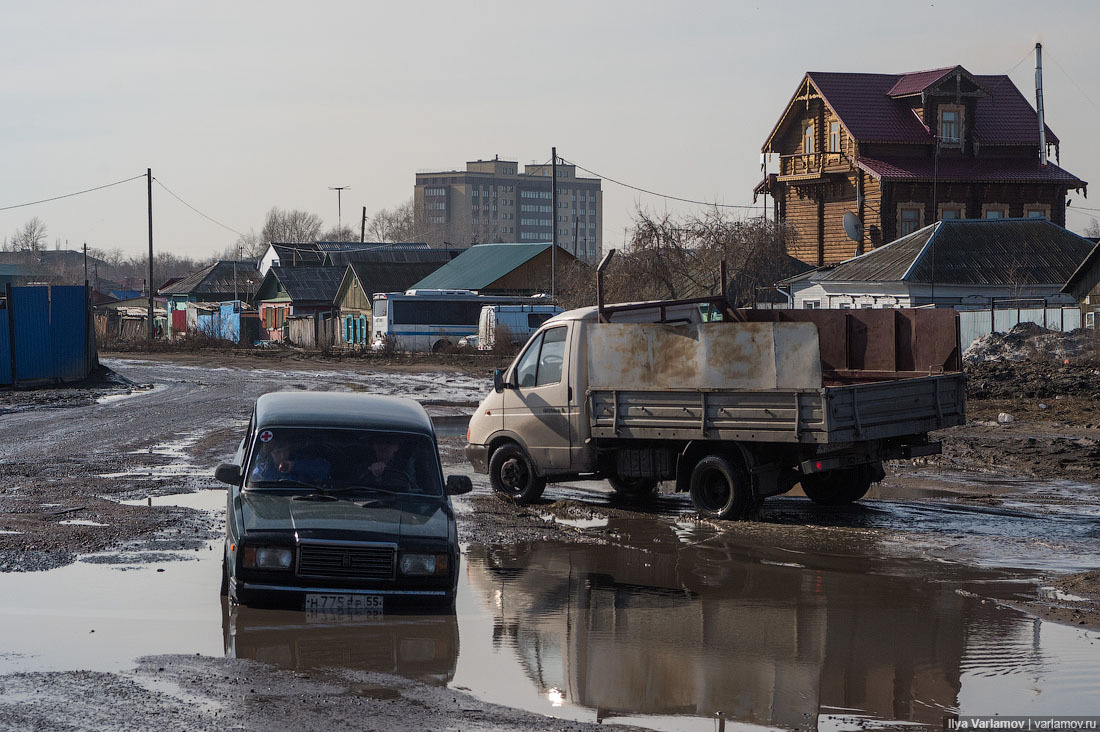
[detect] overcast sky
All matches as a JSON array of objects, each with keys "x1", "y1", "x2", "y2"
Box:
[{"x1": 5, "y1": 0, "x2": 1100, "y2": 259}]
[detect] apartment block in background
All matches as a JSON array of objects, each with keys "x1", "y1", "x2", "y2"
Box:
[{"x1": 414, "y1": 157, "x2": 603, "y2": 259}]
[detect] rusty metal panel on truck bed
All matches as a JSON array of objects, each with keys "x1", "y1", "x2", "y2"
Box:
[{"x1": 587, "y1": 321, "x2": 823, "y2": 391}]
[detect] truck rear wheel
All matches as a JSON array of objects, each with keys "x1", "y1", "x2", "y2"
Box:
[
  {"x1": 607, "y1": 475, "x2": 658, "y2": 497},
  {"x1": 489, "y1": 444, "x2": 546, "y2": 504},
  {"x1": 689, "y1": 455, "x2": 752, "y2": 520},
  {"x1": 800, "y1": 466, "x2": 873, "y2": 505}
]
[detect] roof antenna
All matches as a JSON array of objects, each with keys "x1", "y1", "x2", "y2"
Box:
[{"x1": 1036, "y1": 43, "x2": 1048, "y2": 167}]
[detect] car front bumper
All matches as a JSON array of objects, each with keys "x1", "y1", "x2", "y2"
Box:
[
  {"x1": 231, "y1": 579, "x2": 454, "y2": 610},
  {"x1": 464, "y1": 443, "x2": 489, "y2": 474}
]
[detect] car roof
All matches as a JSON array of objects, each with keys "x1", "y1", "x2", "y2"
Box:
[{"x1": 254, "y1": 392, "x2": 435, "y2": 435}]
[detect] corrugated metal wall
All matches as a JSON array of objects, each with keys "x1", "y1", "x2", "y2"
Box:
[
  {"x1": 1, "y1": 285, "x2": 94, "y2": 386},
  {"x1": 959, "y1": 307, "x2": 1081, "y2": 351}
]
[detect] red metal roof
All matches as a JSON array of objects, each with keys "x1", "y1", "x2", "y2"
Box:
[
  {"x1": 803, "y1": 70, "x2": 1059, "y2": 146},
  {"x1": 856, "y1": 155, "x2": 1085, "y2": 185},
  {"x1": 886, "y1": 66, "x2": 958, "y2": 97}
]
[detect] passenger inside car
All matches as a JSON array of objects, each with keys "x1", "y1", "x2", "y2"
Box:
[{"x1": 250, "y1": 442, "x2": 331, "y2": 485}]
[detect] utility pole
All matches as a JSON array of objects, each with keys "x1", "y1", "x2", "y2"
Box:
[
  {"x1": 82, "y1": 242, "x2": 88, "y2": 286},
  {"x1": 329, "y1": 186, "x2": 350, "y2": 232},
  {"x1": 551, "y1": 147, "x2": 558, "y2": 299},
  {"x1": 361, "y1": 206, "x2": 367, "y2": 243},
  {"x1": 147, "y1": 168, "x2": 154, "y2": 341}
]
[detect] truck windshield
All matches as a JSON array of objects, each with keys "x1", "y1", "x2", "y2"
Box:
[{"x1": 246, "y1": 428, "x2": 443, "y2": 496}]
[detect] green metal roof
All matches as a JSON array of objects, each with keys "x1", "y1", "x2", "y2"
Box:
[{"x1": 408, "y1": 242, "x2": 553, "y2": 290}]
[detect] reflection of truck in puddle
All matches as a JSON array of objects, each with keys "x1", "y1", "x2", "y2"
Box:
[
  {"x1": 465, "y1": 530, "x2": 1025, "y2": 728},
  {"x1": 222, "y1": 603, "x2": 458, "y2": 685},
  {"x1": 466, "y1": 292, "x2": 965, "y2": 518}
]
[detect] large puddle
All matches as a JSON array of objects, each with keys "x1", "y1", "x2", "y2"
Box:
[{"x1": 0, "y1": 491, "x2": 1098, "y2": 729}]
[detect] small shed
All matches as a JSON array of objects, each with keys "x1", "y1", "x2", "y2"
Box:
[{"x1": 1061, "y1": 240, "x2": 1100, "y2": 328}]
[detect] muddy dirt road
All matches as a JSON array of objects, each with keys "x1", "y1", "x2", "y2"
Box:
[{"x1": 1, "y1": 354, "x2": 1099, "y2": 731}]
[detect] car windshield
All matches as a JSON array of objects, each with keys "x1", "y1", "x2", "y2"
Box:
[{"x1": 245, "y1": 427, "x2": 443, "y2": 496}]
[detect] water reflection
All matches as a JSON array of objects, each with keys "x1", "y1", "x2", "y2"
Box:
[
  {"x1": 464, "y1": 521, "x2": 1046, "y2": 729},
  {"x1": 222, "y1": 603, "x2": 458, "y2": 684}
]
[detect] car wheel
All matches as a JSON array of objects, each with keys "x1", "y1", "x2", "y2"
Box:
[
  {"x1": 689, "y1": 454, "x2": 752, "y2": 520},
  {"x1": 800, "y1": 466, "x2": 873, "y2": 505},
  {"x1": 489, "y1": 443, "x2": 546, "y2": 504},
  {"x1": 607, "y1": 475, "x2": 658, "y2": 497}
]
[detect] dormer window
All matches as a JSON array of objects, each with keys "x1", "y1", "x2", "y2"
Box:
[
  {"x1": 938, "y1": 105, "x2": 963, "y2": 146},
  {"x1": 803, "y1": 123, "x2": 815, "y2": 154}
]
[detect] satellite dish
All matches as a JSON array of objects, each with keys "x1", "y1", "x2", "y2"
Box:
[{"x1": 843, "y1": 211, "x2": 864, "y2": 242}]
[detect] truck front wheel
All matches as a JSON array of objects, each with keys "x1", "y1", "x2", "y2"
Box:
[
  {"x1": 689, "y1": 455, "x2": 752, "y2": 520},
  {"x1": 489, "y1": 444, "x2": 546, "y2": 504},
  {"x1": 800, "y1": 466, "x2": 873, "y2": 505},
  {"x1": 607, "y1": 475, "x2": 658, "y2": 497}
]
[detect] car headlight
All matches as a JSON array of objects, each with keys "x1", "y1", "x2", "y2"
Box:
[
  {"x1": 242, "y1": 546, "x2": 293, "y2": 570},
  {"x1": 400, "y1": 553, "x2": 449, "y2": 576}
]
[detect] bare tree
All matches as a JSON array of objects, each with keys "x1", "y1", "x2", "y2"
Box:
[
  {"x1": 1085, "y1": 218, "x2": 1100, "y2": 239},
  {"x1": 366, "y1": 198, "x2": 421, "y2": 243},
  {"x1": 556, "y1": 205, "x2": 797, "y2": 310},
  {"x1": 319, "y1": 225, "x2": 359, "y2": 242},
  {"x1": 11, "y1": 217, "x2": 48, "y2": 252},
  {"x1": 261, "y1": 207, "x2": 323, "y2": 245}
]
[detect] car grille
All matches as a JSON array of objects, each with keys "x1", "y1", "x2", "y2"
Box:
[{"x1": 297, "y1": 542, "x2": 395, "y2": 580}]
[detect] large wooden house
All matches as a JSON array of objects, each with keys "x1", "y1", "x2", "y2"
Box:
[{"x1": 756, "y1": 64, "x2": 1087, "y2": 265}]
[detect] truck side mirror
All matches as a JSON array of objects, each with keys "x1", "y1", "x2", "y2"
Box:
[
  {"x1": 493, "y1": 369, "x2": 506, "y2": 393},
  {"x1": 214, "y1": 463, "x2": 241, "y2": 486},
  {"x1": 445, "y1": 475, "x2": 473, "y2": 495}
]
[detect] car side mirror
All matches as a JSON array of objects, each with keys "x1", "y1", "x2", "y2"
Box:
[
  {"x1": 214, "y1": 462, "x2": 241, "y2": 486},
  {"x1": 445, "y1": 474, "x2": 473, "y2": 495},
  {"x1": 493, "y1": 369, "x2": 506, "y2": 393}
]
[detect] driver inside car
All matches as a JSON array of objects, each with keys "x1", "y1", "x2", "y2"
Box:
[{"x1": 357, "y1": 436, "x2": 414, "y2": 488}]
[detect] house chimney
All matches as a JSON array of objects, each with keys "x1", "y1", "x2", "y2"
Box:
[{"x1": 1036, "y1": 43, "x2": 1048, "y2": 166}]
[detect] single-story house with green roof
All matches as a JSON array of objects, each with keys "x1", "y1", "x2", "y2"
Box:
[{"x1": 407, "y1": 242, "x2": 578, "y2": 295}]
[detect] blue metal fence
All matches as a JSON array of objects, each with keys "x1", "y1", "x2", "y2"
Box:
[{"x1": 1, "y1": 284, "x2": 95, "y2": 386}]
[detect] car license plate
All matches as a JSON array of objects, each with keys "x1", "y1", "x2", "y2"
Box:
[{"x1": 305, "y1": 593, "x2": 383, "y2": 622}]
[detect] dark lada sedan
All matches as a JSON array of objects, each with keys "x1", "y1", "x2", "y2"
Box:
[{"x1": 214, "y1": 392, "x2": 471, "y2": 613}]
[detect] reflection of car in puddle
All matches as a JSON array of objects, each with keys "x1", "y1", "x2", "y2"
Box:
[
  {"x1": 466, "y1": 522, "x2": 1034, "y2": 728},
  {"x1": 222, "y1": 602, "x2": 458, "y2": 684}
]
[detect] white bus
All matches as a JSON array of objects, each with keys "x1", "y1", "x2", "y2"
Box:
[{"x1": 371, "y1": 290, "x2": 548, "y2": 352}]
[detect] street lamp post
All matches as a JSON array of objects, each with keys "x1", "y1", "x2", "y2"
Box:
[{"x1": 329, "y1": 186, "x2": 350, "y2": 232}]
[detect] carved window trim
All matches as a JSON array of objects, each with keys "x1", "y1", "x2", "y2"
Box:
[
  {"x1": 938, "y1": 104, "x2": 964, "y2": 148},
  {"x1": 937, "y1": 203, "x2": 965, "y2": 220},
  {"x1": 897, "y1": 201, "x2": 925, "y2": 236},
  {"x1": 1023, "y1": 203, "x2": 1051, "y2": 219},
  {"x1": 981, "y1": 203, "x2": 1010, "y2": 219},
  {"x1": 803, "y1": 121, "x2": 815, "y2": 154}
]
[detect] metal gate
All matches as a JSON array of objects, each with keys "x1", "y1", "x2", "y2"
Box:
[{"x1": 1, "y1": 284, "x2": 96, "y2": 386}]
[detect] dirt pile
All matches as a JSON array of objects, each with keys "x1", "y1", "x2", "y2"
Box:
[
  {"x1": 967, "y1": 358, "x2": 1100, "y2": 400},
  {"x1": 964, "y1": 322, "x2": 1098, "y2": 364}
]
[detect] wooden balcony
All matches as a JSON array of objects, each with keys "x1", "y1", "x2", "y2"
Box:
[{"x1": 777, "y1": 152, "x2": 853, "y2": 182}]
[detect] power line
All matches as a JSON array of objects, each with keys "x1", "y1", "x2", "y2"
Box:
[
  {"x1": 558, "y1": 156, "x2": 763, "y2": 210},
  {"x1": 1045, "y1": 50, "x2": 1100, "y2": 119},
  {"x1": 0, "y1": 174, "x2": 145, "y2": 212},
  {"x1": 153, "y1": 177, "x2": 245, "y2": 237}
]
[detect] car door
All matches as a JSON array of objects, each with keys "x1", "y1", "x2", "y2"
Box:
[{"x1": 501, "y1": 324, "x2": 572, "y2": 469}]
